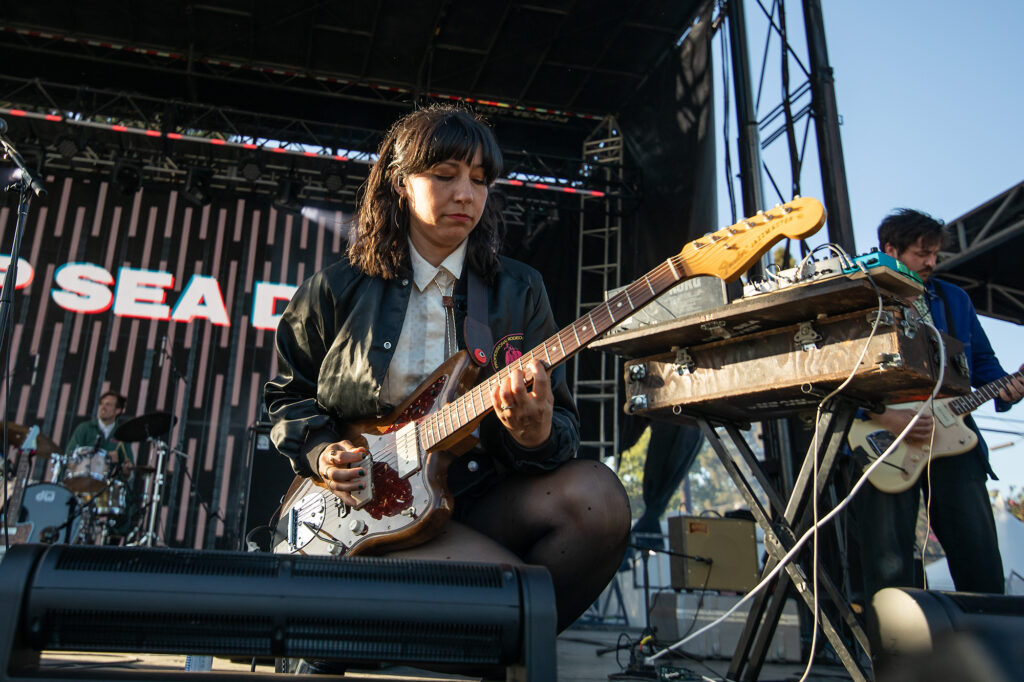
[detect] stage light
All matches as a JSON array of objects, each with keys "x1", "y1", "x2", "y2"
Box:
[
  {"x1": 112, "y1": 158, "x2": 143, "y2": 195},
  {"x1": 322, "y1": 166, "x2": 344, "y2": 193},
  {"x1": 273, "y1": 176, "x2": 303, "y2": 214},
  {"x1": 54, "y1": 134, "x2": 82, "y2": 160},
  {"x1": 183, "y1": 167, "x2": 214, "y2": 206},
  {"x1": 240, "y1": 155, "x2": 262, "y2": 182}
]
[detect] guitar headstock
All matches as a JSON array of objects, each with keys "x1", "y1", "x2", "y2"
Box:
[{"x1": 675, "y1": 197, "x2": 827, "y2": 282}]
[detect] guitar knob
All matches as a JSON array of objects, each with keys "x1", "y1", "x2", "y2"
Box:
[{"x1": 348, "y1": 519, "x2": 368, "y2": 536}]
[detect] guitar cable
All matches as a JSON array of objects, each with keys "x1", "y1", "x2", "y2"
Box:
[{"x1": 647, "y1": 263, "x2": 949, "y2": 673}]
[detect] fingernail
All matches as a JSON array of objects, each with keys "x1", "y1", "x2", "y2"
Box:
[
  {"x1": 358, "y1": 468, "x2": 366, "y2": 477},
  {"x1": 358, "y1": 483, "x2": 365, "y2": 490}
]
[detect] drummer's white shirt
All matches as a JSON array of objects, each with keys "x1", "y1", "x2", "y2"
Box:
[{"x1": 98, "y1": 419, "x2": 116, "y2": 440}]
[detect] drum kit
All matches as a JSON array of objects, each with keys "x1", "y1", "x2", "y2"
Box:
[{"x1": 2, "y1": 412, "x2": 177, "y2": 549}]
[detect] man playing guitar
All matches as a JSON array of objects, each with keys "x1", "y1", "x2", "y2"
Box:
[{"x1": 851, "y1": 208, "x2": 1024, "y2": 601}]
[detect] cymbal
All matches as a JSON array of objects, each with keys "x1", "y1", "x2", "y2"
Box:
[
  {"x1": 1, "y1": 422, "x2": 60, "y2": 458},
  {"x1": 112, "y1": 412, "x2": 177, "y2": 443}
]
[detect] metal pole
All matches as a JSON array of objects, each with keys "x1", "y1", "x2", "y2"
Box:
[
  {"x1": 802, "y1": 0, "x2": 856, "y2": 252},
  {"x1": 727, "y1": 0, "x2": 767, "y2": 218}
]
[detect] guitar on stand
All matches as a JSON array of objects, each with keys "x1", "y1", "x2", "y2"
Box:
[
  {"x1": 850, "y1": 368, "x2": 1024, "y2": 493},
  {"x1": 3, "y1": 425, "x2": 41, "y2": 546},
  {"x1": 2, "y1": 423, "x2": 79, "y2": 551}
]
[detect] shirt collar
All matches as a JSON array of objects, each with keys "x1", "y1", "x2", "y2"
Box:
[{"x1": 409, "y1": 238, "x2": 467, "y2": 292}]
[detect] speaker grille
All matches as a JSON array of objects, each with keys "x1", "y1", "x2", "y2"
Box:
[
  {"x1": 54, "y1": 546, "x2": 279, "y2": 577},
  {"x1": 40, "y1": 611, "x2": 274, "y2": 655},
  {"x1": 291, "y1": 556, "x2": 508, "y2": 588}
]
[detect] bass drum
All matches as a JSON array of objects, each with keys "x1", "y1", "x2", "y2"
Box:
[{"x1": 19, "y1": 483, "x2": 81, "y2": 544}]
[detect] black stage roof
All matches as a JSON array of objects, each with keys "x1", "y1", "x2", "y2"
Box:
[
  {"x1": 936, "y1": 180, "x2": 1024, "y2": 326},
  {"x1": 0, "y1": 1, "x2": 705, "y2": 156}
]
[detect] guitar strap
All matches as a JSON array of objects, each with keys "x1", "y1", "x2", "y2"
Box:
[{"x1": 463, "y1": 268, "x2": 493, "y2": 368}]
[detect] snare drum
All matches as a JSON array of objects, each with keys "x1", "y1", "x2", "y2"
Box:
[
  {"x1": 89, "y1": 479, "x2": 128, "y2": 518},
  {"x1": 63, "y1": 446, "x2": 111, "y2": 493}
]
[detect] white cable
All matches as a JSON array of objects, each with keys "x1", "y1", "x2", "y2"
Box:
[
  {"x1": 797, "y1": 261, "x2": 881, "y2": 682},
  {"x1": 648, "y1": 305, "x2": 947, "y2": 667}
]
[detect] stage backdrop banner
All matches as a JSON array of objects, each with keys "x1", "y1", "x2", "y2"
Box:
[{"x1": 0, "y1": 173, "x2": 344, "y2": 549}]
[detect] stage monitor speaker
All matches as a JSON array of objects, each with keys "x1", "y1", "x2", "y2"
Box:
[
  {"x1": 0, "y1": 544, "x2": 556, "y2": 682},
  {"x1": 668, "y1": 515, "x2": 758, "y2": 592},
  {"x1": 868, "y1": 587, "x2": 1024, "y2": 681},
  {"x1": 241, "y1": 421, "x2": 295, "y2": 550}
]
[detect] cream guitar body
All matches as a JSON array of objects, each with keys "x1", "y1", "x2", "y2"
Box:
[{"x1": 850, "y1": 369, "x2": 1023, "y2": 493}]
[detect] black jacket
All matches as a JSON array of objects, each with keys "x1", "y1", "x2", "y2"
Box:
[{"x1": 265, "y1": 253, "x2": 580, "y2": 494}]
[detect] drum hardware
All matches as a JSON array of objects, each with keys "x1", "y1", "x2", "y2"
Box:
[
  {"x1": 128, "y1": 437, "x2": 189, "y2": 548},
  {"x1": 106, "y1": 411, "x2": 182, "y2": 547},
  {"x1": 112, "y1": 411, "x2": 176, "y2": 443}
]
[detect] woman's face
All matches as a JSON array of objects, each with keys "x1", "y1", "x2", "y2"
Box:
[{"x1": 400, "y1": 149, "x2": 488, "y2": 265}]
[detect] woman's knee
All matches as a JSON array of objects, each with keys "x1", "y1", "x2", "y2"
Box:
[{"x1": 554, "y1": 460, "x2": 631, "y2": 536}]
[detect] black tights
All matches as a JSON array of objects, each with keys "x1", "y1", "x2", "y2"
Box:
[{"x1": 391, "y1": 459, "x2": 632, "y2": 631}]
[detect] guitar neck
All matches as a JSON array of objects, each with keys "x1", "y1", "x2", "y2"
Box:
[
  {"x1": 4, "y1": 431, "x2": 36, "y2": 520},
  {"x1": 950, "y1": 370, "x2": 1024, "y2": 416}
]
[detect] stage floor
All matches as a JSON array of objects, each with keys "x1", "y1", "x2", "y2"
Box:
[{"x1": 28, "y1": 626, "x2": 856, "y2": 681}]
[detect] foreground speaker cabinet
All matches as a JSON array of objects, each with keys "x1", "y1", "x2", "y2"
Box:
[
  {"x1": 0, "y1": 544, "x2": 556, "y2": 682},
  {"x1": 868, "y1": 587, "x2": 1024, "y2": 680}
]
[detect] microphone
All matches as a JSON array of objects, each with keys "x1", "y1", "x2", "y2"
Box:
[
  {"x1": 159, "y1": 336, "x2": 166, "y2": 367},
  {"x1": 0, "y1": 117, "x2": 7, "y2": 135}
]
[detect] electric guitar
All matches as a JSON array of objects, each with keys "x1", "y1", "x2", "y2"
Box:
[
  {"x1": 850, "y1": 369, "x2": 1024, "y2": 493},
  {"x1": 2, "y1": 425, "x2": 40, "y2": 546},
  {"x1": 273, "y1": 197, "x2": 826, "y2": 557}
]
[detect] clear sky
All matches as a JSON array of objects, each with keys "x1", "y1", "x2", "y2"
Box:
[{"x1": 713, "y1": 1, "x2": 1023, "y2": 494}]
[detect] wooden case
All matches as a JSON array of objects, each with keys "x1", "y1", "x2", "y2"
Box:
[{"x1": 621, "y1": 307, "x2": 969, "y2": 424}]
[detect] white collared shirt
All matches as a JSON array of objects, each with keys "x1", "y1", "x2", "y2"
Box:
[
  {"x1": 98, "y1": 419, "x2": 116, "y2": 439},
  {"x1": 380, "y1": 239, "x2": 467, "y2": 408}
]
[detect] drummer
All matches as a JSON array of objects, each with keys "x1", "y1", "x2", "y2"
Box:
[{"x1": 65, "y1": 391, "x2": 134, "y2": 477}]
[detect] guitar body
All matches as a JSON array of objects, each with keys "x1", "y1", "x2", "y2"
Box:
[
  {"x1": 273, "y1": 351, "x2": 482, "y2": 557},
  {"x1": 850, "y1": 399, "x2": 979, "y2": 494}
]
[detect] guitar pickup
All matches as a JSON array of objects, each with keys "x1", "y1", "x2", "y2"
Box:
[
  {"x1": 395, "y1": 421, "x2": 422, "y2": 479},
  {"x1": 348, "y1": 452, "x2": 374, "y2": 509}
]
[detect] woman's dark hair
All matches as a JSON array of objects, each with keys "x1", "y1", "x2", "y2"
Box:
[
  {"x1": 350, "y1": 105, "x2": 505, "y2": 280},
  {"x1": 877, "y1": 208, "x2": 948, "y2": 254}
]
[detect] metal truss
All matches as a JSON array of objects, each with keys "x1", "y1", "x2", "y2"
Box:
[
  {"x1": 0, "y1": 77, "x2": 629, "y2": 224},
  {"x1": 572, "y1": 116, "x2": 625, "y2": 462},
  {"x1": 717, "y1": 0, "x2": 853, "y2": 253},
  {"x1": 937, "y1": 180, "x2": 1024, "y2": 324}
]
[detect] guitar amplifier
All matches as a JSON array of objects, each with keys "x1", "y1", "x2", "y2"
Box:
[
  {"x1": 619, "y1": 306, "x2": 970, "y2": 424},
  {"x1": 667, "y1": 515, "x2": 758, "y2": 593}
]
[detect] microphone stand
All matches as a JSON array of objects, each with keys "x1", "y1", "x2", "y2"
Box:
[
  {"x1": 0, "y1": 118, "x2": 45, "y2": 542},
  {"x1": 0, "y1": 117, "x2": 46, "y2": 360}
]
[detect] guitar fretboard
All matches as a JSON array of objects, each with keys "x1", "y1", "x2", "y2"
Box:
[{"x1": 950, "y1": 370, "x2": 1024, "y2": 415}]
